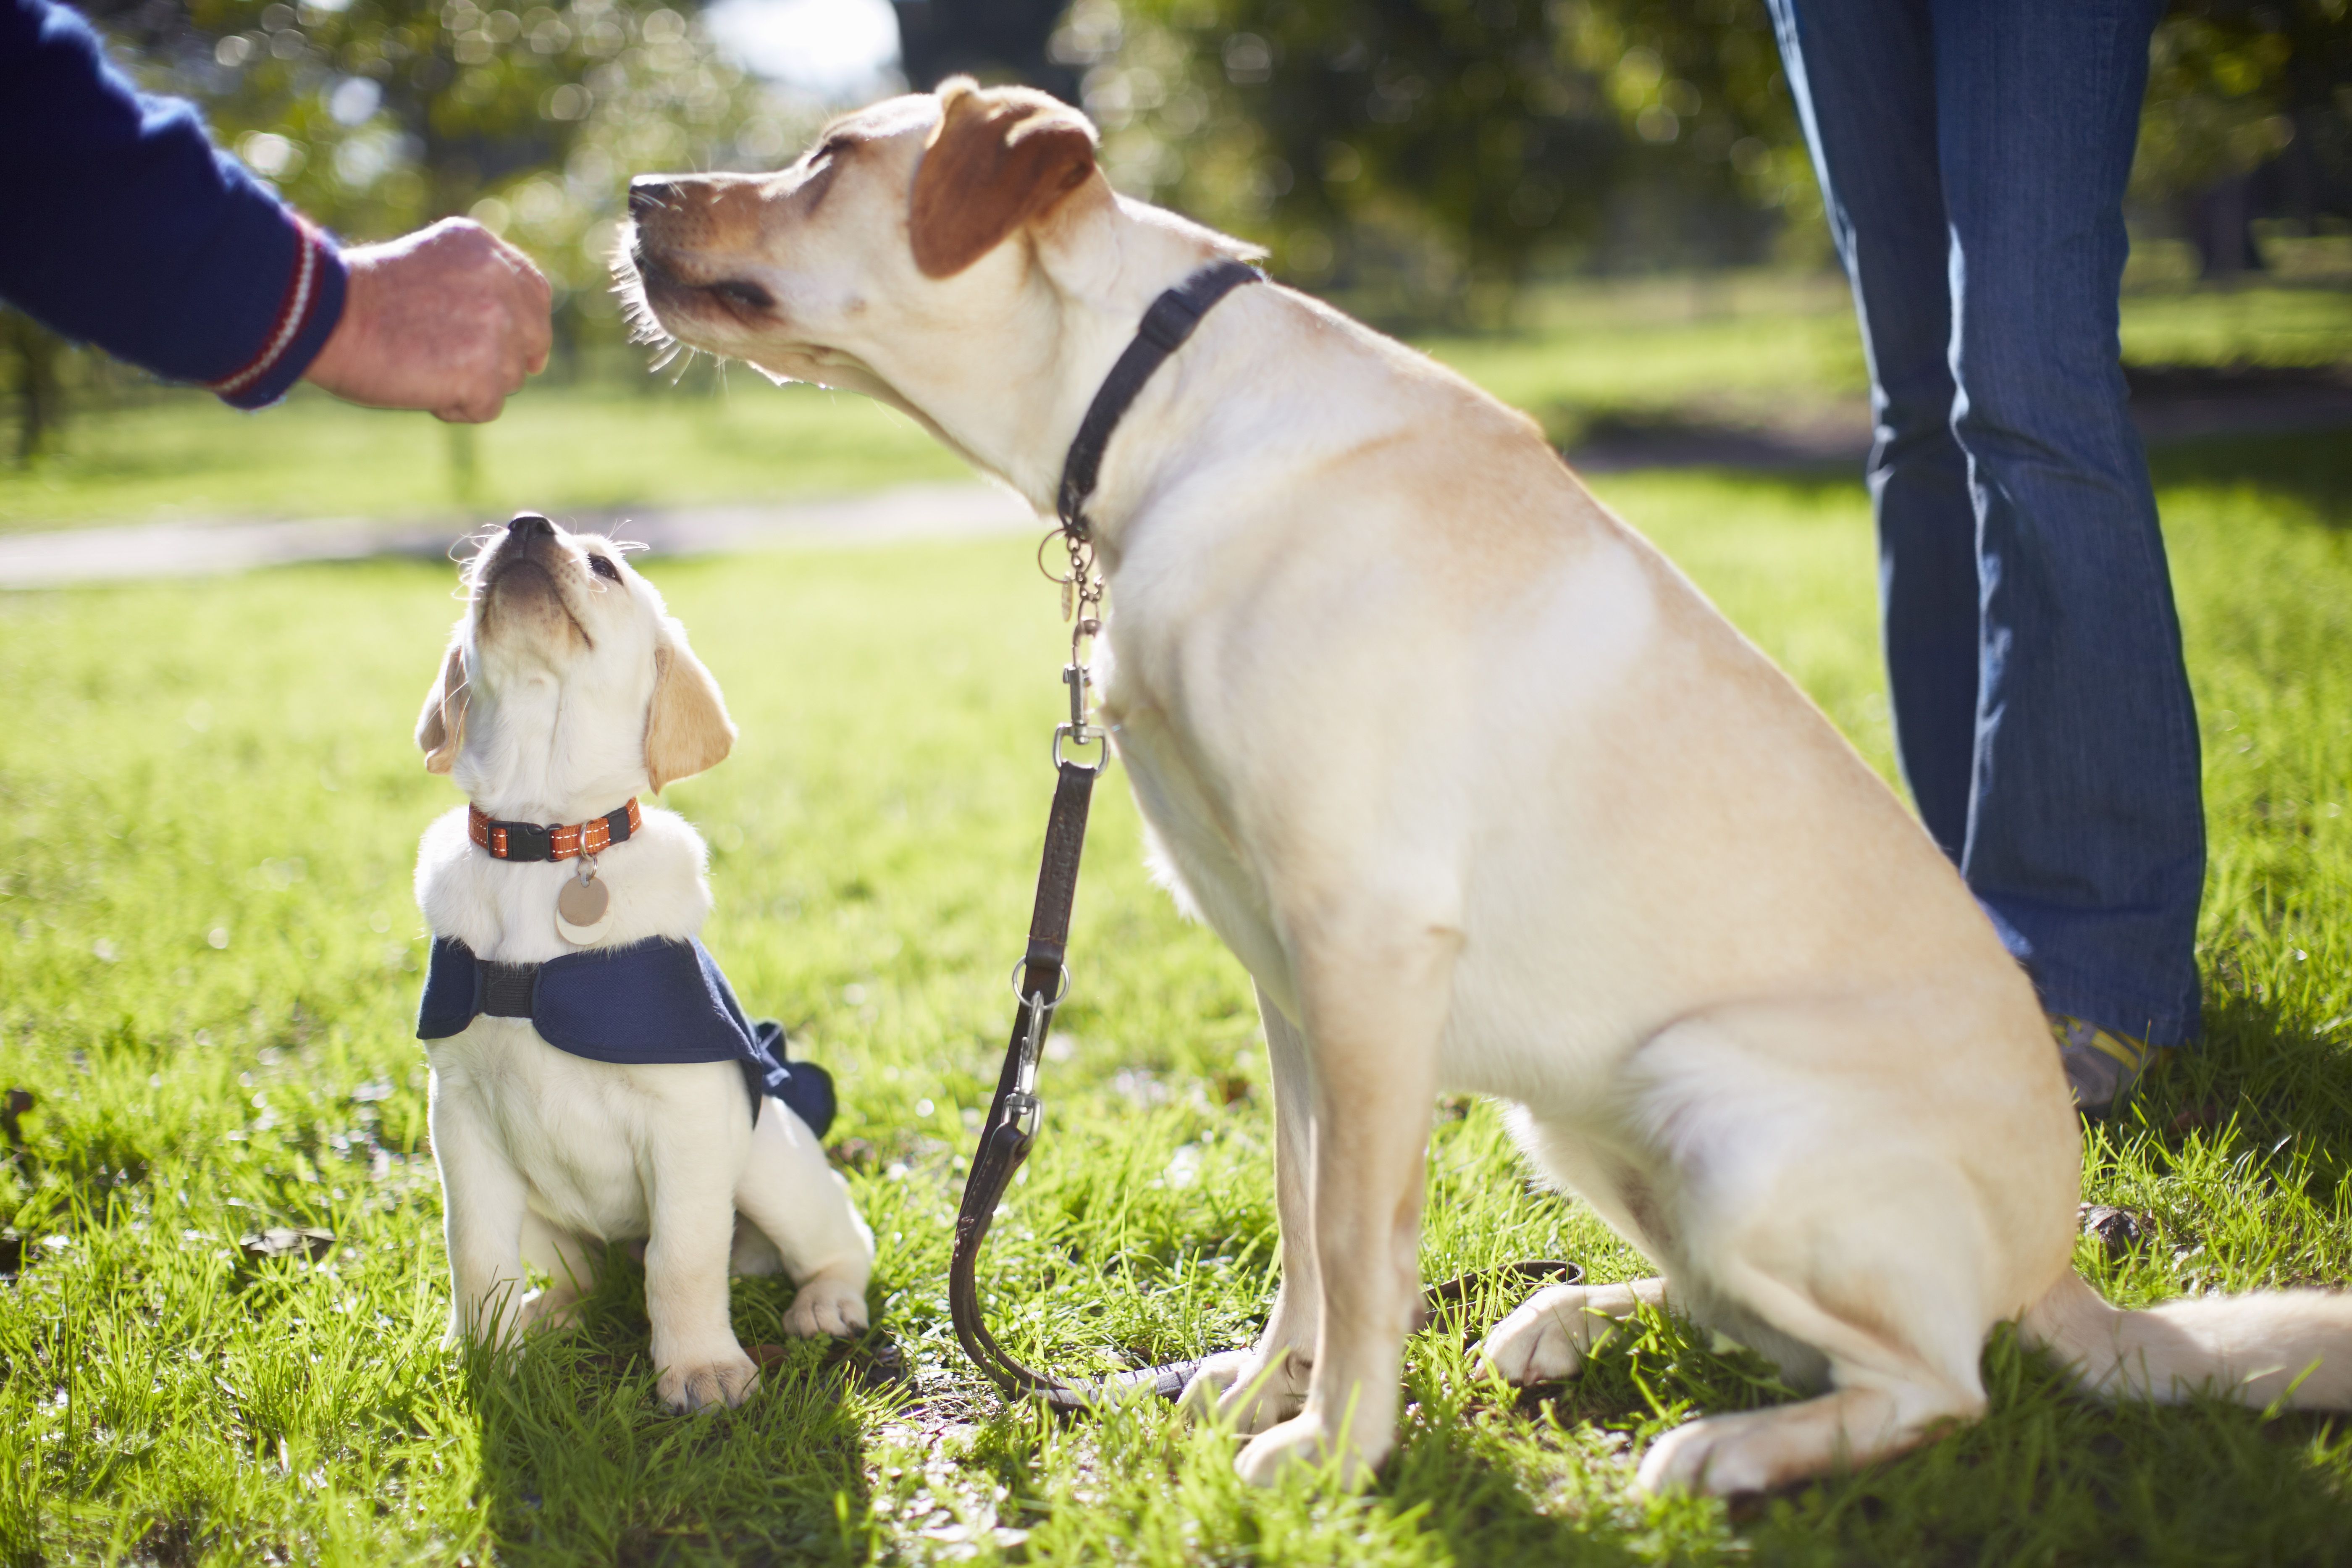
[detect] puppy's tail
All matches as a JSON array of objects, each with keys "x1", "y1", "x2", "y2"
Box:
[{"x1": 2020, "y1": 1270, "x2": 2352, "y2": 1409}]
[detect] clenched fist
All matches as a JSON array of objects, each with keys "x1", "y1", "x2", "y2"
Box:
[{"x1": 304, "y1": 218, "x2": 553, "y2": 423}]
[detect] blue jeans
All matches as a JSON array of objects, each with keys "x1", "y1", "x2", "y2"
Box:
[{"x1": 1768, "y1": 0, "x2": 2205, "y2": 1045}]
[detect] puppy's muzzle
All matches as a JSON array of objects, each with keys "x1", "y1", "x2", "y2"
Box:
[{"x1": 477, "y1": 511, "x2": 578, "y2": 641}]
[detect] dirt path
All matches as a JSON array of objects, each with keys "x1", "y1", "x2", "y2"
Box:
[
  {"x1": 0, "y1": 480, "x2": 1038, "y2": 590},
  {"x1": 3, "y1": 380, "x2": 2341, "y2": 589}
]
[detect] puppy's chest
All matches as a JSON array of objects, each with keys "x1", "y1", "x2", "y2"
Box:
[{"x1": 431, "y1": 1023, "x2": 695, "y2": 1240}]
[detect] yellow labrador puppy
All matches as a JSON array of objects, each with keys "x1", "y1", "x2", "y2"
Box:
[
  {"x1": 413, "y1": 514, "x2": 872, "y2": 1411},
  {"x1": 617, "y1": 81, "x2": 2352, "y2": 1491}
]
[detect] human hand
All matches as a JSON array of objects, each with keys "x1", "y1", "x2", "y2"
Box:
[{"x1": 303, "y1": 218, "x2": 553, "y2": 423}]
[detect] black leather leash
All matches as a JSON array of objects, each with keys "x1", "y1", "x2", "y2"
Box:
[{"x1": 948, "y1": 260, "x2": 1580, "y2": 1412}]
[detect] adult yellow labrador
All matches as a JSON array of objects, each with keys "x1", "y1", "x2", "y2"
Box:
[{"x1": 618, "y1": 79, "x2": 2352, "y2": 1494}]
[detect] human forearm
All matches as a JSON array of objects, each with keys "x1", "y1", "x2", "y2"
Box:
[{"x1": 0, "y1": 0, "x2": 344, "y2": 406}]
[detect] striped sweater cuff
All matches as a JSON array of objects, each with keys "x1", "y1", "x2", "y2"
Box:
[{"x1": 207, "y1": 217, "x2": 347, "y2": 410}]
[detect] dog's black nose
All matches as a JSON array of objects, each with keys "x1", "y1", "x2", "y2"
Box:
[
  {"x1": 507, "y1": 512, "x2": 554, "y2": 540},
  {"x1": 628, "y1": 178, "x2": 677, "y2": 219}
]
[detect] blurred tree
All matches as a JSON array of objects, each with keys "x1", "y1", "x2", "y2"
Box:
[
  {"x1": 3, "y1": 311, "x2": 66, "y2": 466},
  {"x1": 2138, "y1": 0, "x2": 2352, "y2": 276},
  {"x1": 1069, "y1": 0, "x2": 1810, "y2": 319},
  {"x1": 1076, "y1": 0, "x2": 2351, "y2": 312},
  {"x1": 892, "y1": 0, "x2": 1076, "y2": 98}
]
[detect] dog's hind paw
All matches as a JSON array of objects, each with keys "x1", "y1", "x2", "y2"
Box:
[
  {"x1": 783, "y1": 1274, "x2": 869, "y2": 1339},
  {"x1": 658, "y1": 1348, "x2": 761, "y2": 1412},
  {"x1": 1477, "y1": 1284, "x2": 1611, "y2": 1384},
  {"x1": 1634, "y1": 1413, "x2": 1774, "y2": 1496},
  {"x1": 1181, "y1": 1345, "x2": 1311, "y2": 1434}
]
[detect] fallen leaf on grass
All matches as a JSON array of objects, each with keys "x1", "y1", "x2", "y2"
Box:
[
  {"x1": 239, "y1": 1227, "x2": 335, "y2": 1261},
  {"x1": 2079, "y1": 1204, "x2": 2151, "y2": 1257},
  {"x1": 2169, "y1": 1101, "x2": 2221, "y2": 1133}
]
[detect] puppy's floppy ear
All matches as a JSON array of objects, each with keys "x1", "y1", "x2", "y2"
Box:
[
  {"x1": 645, "y1": 618, "x2": 736, "y2": 793},
  {"x1": 416, "y1": 639, "x2": 469, "y2": 775},
  {"x1": 911, "y1": 76, "x2": 1099, "y2": 278}
]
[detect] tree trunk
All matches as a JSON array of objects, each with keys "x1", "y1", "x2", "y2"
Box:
[
  {"x1": 4, "y1": 312, "x2": 65, "y2": 465},
  {"x1": 2183, "y1": 172, "x2": 2266, "y2": 280}
]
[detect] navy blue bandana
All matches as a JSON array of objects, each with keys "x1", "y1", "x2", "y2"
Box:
[{"x1": 417, "y1": 935, "x2": 836, "y2": 1137}]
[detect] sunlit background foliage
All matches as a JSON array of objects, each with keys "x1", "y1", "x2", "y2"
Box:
[
  {"x1": 84, "y1": 0, "x2": 824, "y2": 348},
  {"x1": 3, "y1": 0, "x2": 2347, "y2": 453}
]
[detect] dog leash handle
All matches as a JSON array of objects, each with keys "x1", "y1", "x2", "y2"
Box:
[{"x1": 950, "y1": 757, "x2": 1124, "y2": 1408}]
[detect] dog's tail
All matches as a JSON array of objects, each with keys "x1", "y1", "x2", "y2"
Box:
[{"x1": 2019, "y1": 1270, "x2": 2352, "y2": 1409}]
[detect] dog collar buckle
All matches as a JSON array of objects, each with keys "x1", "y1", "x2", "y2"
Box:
[
  {"x1": 468, "y1": 799, "x2": 641, "y2": 862},
  {"x1": 499, "y1": 820, "x2": 554, "y2": 861}
]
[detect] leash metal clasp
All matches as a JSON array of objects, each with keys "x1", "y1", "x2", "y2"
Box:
[
  {"x1": 1006, "y1": 988, "x2": 1055, "y2": 1139},
  {"x1": 1054, "y1": 646, "x2": 1111, "y2": 773}
]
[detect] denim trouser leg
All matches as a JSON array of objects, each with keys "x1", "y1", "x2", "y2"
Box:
[{"x1": 1769, "y1": 0, "x2": 2206, "y2": 1045}]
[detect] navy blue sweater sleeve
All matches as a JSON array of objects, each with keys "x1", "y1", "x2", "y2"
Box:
[{"x1": 0, "y1": 0, "x2": 346, "y2": 407}]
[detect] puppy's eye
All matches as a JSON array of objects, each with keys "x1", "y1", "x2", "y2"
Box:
[{"x1": 589, "y1": 554, "x2": 621, "y2": 581}]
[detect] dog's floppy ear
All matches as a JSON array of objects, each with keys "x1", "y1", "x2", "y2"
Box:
[
  {"x1": 415, "y1": 639, "x2": 469, "y2": 775},
  {"x1": 645, "y1": 619, "x2": 736, "y2": 793},
  {"x1": 911, "y1": 76, "x2": 1098, "y2": 278}
]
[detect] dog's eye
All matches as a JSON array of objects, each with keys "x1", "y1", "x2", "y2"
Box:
[
  {"x1": 709, "y1": 279, "x2": 774, "y2": 312},
  {"x1": 589, "y1": 554, "x2": 621, "y2": 581}
]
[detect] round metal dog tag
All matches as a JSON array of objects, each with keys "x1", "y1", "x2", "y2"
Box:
[{"x1": 555, "y1": 870, "x2": 614, "y2": 945}]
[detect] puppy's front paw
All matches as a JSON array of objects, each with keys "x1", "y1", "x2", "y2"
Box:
[
  {"x1": 1181, "y1": 1346, "x2": 1310, "y2": 1434},
  {"x1": 519, "y1": 1290, "x2": 585, "y2": 1334},
  {"x1": 1477, "y1": 1284, "x2": 1609, "y2": 1384},
  {"x1": 657, "y1": 1346, "x2": 760, "y2": 1412},
  {"x1": 782, "y1": 1273, "x2": 869, "y2": 1339},
  {"x1": 1234, "y1": 1411, "x2": 1383, "y2": 1489}
]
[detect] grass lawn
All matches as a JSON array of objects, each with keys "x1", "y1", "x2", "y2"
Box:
[
  {"x1": 5, "y1": 273, "x2": 2346, "y2": 535},
  {"x1": 0, "y1": 378, "x2": 969, "y2": 535},
  {"x1": 4, "y1": 423, "x2": 2350, "y2": 1564}
]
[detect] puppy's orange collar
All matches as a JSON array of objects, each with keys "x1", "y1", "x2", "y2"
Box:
[{"x1": 467, "y1": 799, "x2": 640, "y2": 862}]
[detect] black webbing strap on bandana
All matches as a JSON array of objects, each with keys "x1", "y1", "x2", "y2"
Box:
[
  {"x1": 947, "y1": 261, "x2": 1582, "y2": 1415},
  {"x1": 1054, "y1": 258, "x2": 1263, "y2": 543},
  {"x1": 417, "y1": 935, "x2": 837, "y2": 1137}
]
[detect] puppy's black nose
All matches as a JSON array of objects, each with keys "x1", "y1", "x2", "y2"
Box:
[
  {"x1": 628, "y1": 178, "x2": 678, "y2": 218},
  {"x1": 507, "y1": 512, "x2": 554, "y2": 540}
]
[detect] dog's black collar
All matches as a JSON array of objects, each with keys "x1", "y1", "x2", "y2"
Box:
[{"x1": 1054, "y1": 258, "x2": 1262, "y2": 543}]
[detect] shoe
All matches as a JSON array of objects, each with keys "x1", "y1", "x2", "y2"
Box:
[{"x1": 2050, "y1": 1014, "x2": 2157, "y2": 1116}]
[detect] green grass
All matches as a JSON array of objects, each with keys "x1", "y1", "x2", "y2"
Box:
[
  {"x1": 0, "y1": 377, "x2": 967, "y2": 534},
  {"x1": 7, "y1": 274, "x2": 2346, "y2": 534},
  {"x1": 1418, "y1": 274, "x2": 2352, "y2": 448},
  {"x1": 5, "y1": 428, "x2": 2351, "y2": 1563}
]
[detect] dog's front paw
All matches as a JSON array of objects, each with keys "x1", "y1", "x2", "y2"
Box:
[
  {"x1": 1633, "y1": 1412, "x2": 1775, "y2": 1497},
  {"x1": 446, "y1": 1300, "x2": 525, "y2": 1352},
  {"x1": 1477, "y1": 1284, "x2": 1609, "y2": 1384},
  {"x1": 782, "y1": 1273, "x2": 869, "y2": 1339},
  {"x1": 1181, "y1": 1346, "x2": 1310, "y2": 1434},
  {"x1": 657, "y1": 1347, "x2": 761, "y2": 1412},
  {"x1": 1234, "y1": 1410, "x2": 1385, "y2": 1489}
]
